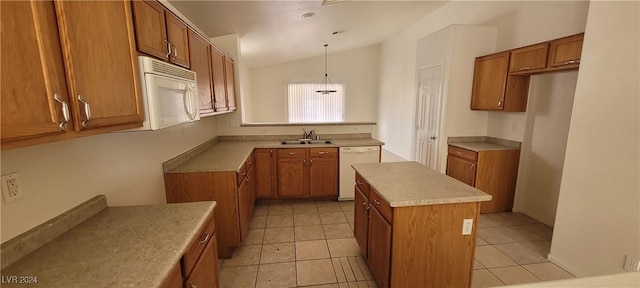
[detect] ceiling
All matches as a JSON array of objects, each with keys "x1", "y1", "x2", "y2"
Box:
[{"x1": 168, "y1": 0, "x2": 448, "y2": 68}]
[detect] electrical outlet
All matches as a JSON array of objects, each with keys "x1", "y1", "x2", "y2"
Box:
[
  {"x1": 624, "y1": 255, "x2": 640, "y2": 272},
  {"x1": 2, "y1": 172, "x2": 23, "y2": 204},
  {"x1": 462, "y1": 219, "x2": 473, "y2": 235}
]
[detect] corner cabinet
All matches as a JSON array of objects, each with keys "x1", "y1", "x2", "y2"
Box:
[
  {"x1": 354, "y1": 173, "x2": 481, "y2": 288},
  {"x1": 470, "y1": 33, "x2": 584, "y2": 112},
  {"x1": 446, "y1": 145, "x2": 520, "y2": 213},
  {"x1": 164, "y1": 152, "x2": 255, "y2": 259},
  {"x1": 1, "y1": 0, "x2": 143, "y2": 150}
]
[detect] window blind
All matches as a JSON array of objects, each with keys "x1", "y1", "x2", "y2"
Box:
[{"x1": 287, "y1": 83, "x2": 345, "y2": 123}]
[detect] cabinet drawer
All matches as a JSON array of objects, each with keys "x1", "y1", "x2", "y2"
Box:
[
  {"x1": 370, "y1": 188, "x2": 393, "y2": 223},
  {"x1": 448, "y1": 146, "x2": 478, "y2": 162},
  {"x1": 237, "y1": 161, "x2": 248, "y2": 184},
  {"x1": 309, "y1": 147, "x2": 338, "y2": 158},
  {"x1": 182, "y1": 213, "x2": 216, "y2": 278},
  {"x1": 277, "y1": 148, "x2": 306, "y2": 158},
  {"x1": 246, "y1": 151, "x2": 255, "y2": 170},
  {"x1": 355, "y1": 173, "x2": 370, "y2": 197}
]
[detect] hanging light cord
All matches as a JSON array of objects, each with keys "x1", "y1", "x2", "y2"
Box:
[{"x1": 317, "y1": 44, "x2": 337, "y2": 94}]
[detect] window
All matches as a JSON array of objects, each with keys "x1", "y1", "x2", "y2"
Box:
[{"x1": 287, "y1": 83, "x2": 345, "y2": 123}]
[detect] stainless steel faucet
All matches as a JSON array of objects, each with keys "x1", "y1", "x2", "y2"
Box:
[{"x1": 302, "y1": 129, "x2": 316, "y2": 139}]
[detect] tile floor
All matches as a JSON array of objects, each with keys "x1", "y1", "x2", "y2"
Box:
[{"x1": 218, "y1": 201, "x2": 574, "y2": 288}]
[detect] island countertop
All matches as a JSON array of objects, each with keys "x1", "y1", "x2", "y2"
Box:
[
  {"x1": 1, "y1": 201, "x2": 216, "y2": 288},
  {"x1": 352, "y1": 161, "x2": 491, "y2": 207}
]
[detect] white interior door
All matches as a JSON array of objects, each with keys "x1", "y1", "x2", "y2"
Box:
[{"x1": 414, "y1": 65, "x2": 443, "y2": 169}]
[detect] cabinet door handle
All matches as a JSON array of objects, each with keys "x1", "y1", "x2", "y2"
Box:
[
  {"x1": 77, "y1": 94, "x2": 91, "y2": 128},
  {"x1": 310, "y1": 159, "x2": 313, "y2": 167},
  {"x1": 356, "y1": 181, "x2": 364, "y2": 185},
  {"x1": 246, "y1": 177, "x2": 250, "y2": 182},
  {"x1": 189, "y1": 281, "x2": 197, "y2": 288},
  {"x1": 54, "y1": 93, "x2": 70, "y2": 130},
  {"x1": 456, "y1": 151, "x2": 463, "y2": 155},
  {"x1": 519, "y1": 66, "x2": 531, "y2": 71},
  {"x1": 498, "y1": 99, "x2": 503, "y2": 108},
  {"x1": 164, "y1": 40, "x2": 171, "y2": 58},
  {"x1": 362, "y1": 202, "x2": 367, "y2": 207},
  {"x1": 303, "y1": 159, "x2": 306, "y2": 167},
  {"x1": 374, "y1": 199, "x2": 381, "y2": 205},
  {"x1": 198, "y1": 233, "x2": 210, "y2": 245},
  {"x1": 172, "y1": 44, "x2": 178, "y2": 58},
  {"x1": 471, "y1": 164, "x2": 476, "y2": 169}
]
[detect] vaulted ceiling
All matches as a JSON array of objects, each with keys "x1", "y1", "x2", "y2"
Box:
[{"x1": 168, "y1": 1, "x2": 447, "y2": 68}]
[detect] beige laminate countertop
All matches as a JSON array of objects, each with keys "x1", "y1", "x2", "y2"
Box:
[
  {"x1": 352, "y1": 162, "x2": 491, "y2": 207},
  {"x1": 168, "y1": 138, "x2": 384, "y2": 173},
  {"x1": 1, "y1": 202, "x2": 216, "y2": 288},
  {"x1": 449, "y1": 141, "x2": 519, "y2": 152}
]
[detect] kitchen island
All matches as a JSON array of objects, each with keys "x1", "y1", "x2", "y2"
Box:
[
  {"x1": 0, "y1": 196, "x2": 217, "y2": 288},
  {"x1": 352, "y1": 161, "x2": 491, "y2": 288}
]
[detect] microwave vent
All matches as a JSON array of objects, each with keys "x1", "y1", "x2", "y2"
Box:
[{"x1": 145, "y1": 57, "x2": 196, "y2": 81}]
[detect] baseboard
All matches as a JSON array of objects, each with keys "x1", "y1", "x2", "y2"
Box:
[
  {"x1": 548, "y1": 254, "x2": 585, "y2": 277},
  {"x1": 512, "y1": 206, "x2": 555, "y2": 227}
]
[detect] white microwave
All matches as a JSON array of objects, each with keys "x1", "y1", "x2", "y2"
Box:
[{"x1": 129, "y1": 56, "x2": 199, "y2": 131}]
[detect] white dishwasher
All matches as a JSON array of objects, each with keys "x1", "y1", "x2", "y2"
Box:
[{"x1": 339, "y1": 146, "x2": 381, "y2": 200}]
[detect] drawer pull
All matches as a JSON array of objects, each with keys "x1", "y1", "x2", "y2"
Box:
[
  {"x1": 242, "y1": 171, "x2": 247, "y2": 176},
  {"x1": 519, "y1": 66, "x2": 531, "y2": 71},
  {"x1": 289, "y1": 152, "x2": 296, "y2": 155},
  {"x1": 198, "y1": 233, "x2": 210, "y2": 245},
  {"x1": 564, "y1": 59, "x2": 580, "y2": 65},
  {"x1": 318, "y1": 151, "x2": 326, "y2": 155},
  {"x1": 456, "y1": 151, "x2": 463, "y2": 155},
  {"x1": 362, "y1": 202, "x2": 367, "y2": 207},
  {"x1": 374, "y1": 199, "x2": 381, "y2": 205},
  {"x1": 356, "y1": 181, "x2": 364, "y2": 185}
]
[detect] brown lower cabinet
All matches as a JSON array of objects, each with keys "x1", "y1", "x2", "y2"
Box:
[
  {"x1": 161, "y1": 212, "x2": 219, "y2": 288},
  {"x1": 354, "y1": 173, "x2": 480, "y2": 288},
  {"x1": 256, "y1": 147, "x2": 339, "y2": 200},
  {"x1": 255, "y1": 149, "x2": 277, "y2": 199},
  {"x1": 446, "y1": 145, "x2": 520, "y2": 213},
  {"x1": 164, "y1": 152, "x2": 255, "y2": 259}
]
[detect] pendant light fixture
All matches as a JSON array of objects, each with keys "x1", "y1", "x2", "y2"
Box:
[{"x1": 316, "y1": 44, "x2": 337, "y2": 94}]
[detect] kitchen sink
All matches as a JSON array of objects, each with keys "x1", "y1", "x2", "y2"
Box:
[{"x1": 281, "y1": 140, "x2": 333, "y2": 145}]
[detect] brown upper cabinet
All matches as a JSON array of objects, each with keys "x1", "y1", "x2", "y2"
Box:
[
  {"x1": 132, "y1": 0, "x2": 190, "y2": 68},
  {"x1": 548, "y1": 33, "x2": 584, "y2": 68},
  {"x1": 211, "y1": 46, "x2": 229, "y2": 112},
  {"x1": 225, "y1": 56, "x2": 237, "y2": 112},
  {"x1": 1, "y1": 0, "x2": 143, "y2": 150},
  {"x1": 188, "y1": 29, "x2": 215, "y2": 115},
  {"x1": 471, "y1": 33, "x2": 584, "y2": 112},
  {"x1": 509, "y1": 43, "x2": 549, "y2": 73}
]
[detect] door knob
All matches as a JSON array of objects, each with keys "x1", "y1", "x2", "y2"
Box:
[{"x1": 430, "y1": 136, "x2": 437, "y2": 140}]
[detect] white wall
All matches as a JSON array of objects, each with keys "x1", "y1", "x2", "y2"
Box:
[
  {"x1": 415, "y1": 25, "x2": 497, "y2": 172},
  {"x1": 377, "y1": 1, "x2": 588, "y2": 159},
  {"x1": 247, "y1": 45, "x2": 379, "y2": 123},
  {"x1": 550, "y1": 1, "x2": 639, "y2": 277},
  {"x1": 0, "y1": 117, "x2": 219, "y2": 243},
  {"x1": 513, "y1": 72, "x2": 578, "y2": 226}
]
